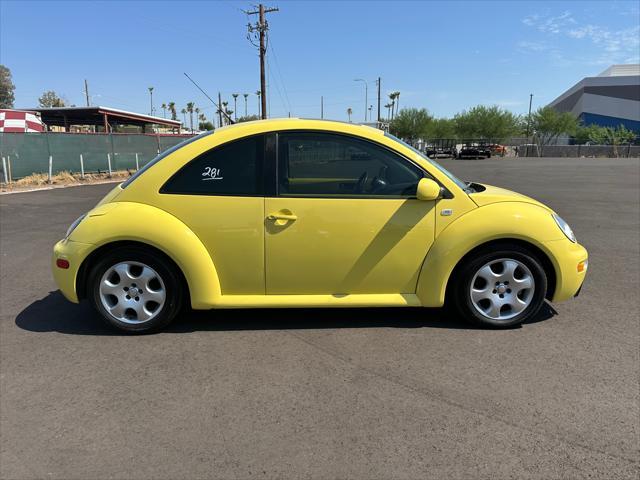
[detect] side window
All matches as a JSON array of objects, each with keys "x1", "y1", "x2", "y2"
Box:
[
  {"x1": 278, "y1": 132, "x2": 423, "y2": 197},
  {"x1": 161, "y1": 135, "x2": 264, "y2": 195}
]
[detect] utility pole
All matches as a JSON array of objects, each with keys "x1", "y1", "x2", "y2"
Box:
[
  {"x1": 84, "y1": 79, "x2": 90, "y2": 107},
  {"x1": 218, "y1": 92, "x2": 223, "y2": 127},
  {"x1": 246, "y1": 4, "x2": 279, "y2": 120},
  {"x1": 376, "y1": 77, "x2": 381, "y2": 123},
  {"x1": 321, "y1": 96, "x2": 324, "y2": 119},
  {"x1": 526, "y1": 93, "x2": 534, "y2": 137}
]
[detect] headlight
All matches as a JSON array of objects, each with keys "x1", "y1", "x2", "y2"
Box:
[
  {"x1": 65, "y1": 214, "x2": 86, "y2": 239},
  {"x1": 552, "y1": 213, "x2": 576, "y2": 243}
]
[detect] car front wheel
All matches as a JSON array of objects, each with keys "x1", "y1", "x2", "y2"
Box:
[
  {"x1": 450, "y1": 245, "x2": 548, "y2": 328},
  {"x1": 88, "y1": 247, "x2": 184, "y2": 333}
]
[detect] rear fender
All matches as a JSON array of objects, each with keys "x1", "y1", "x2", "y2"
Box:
[{"x1": 70, "y1": 202, "x2": 221, "y2": 308}]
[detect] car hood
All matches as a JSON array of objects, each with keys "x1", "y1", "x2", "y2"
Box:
[{"x1": 469, "y1": 184, "x2": 550, "y2": 211}]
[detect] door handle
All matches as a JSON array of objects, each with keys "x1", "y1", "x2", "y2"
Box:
[{"x1": 267, "y1": 213, "x2": 297, "y2": 222}]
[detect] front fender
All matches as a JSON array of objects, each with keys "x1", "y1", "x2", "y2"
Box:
[
  {"x1": 416, "y1": 202, "x2": 565, "y2": 307},
  {"x1": 69, "y1": 202, "x2": 221, "y2": 308}
]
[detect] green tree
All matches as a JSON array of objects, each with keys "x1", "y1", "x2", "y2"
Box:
[
  {"x1": 255, "y1": 90, "x2": 262, "y2": 117},
  {"x1": 199, "y1": 120, "x2": 215, "y2": 131},
  {"x1": 168, "y1": 101, "x2": 177, "y2": 121},
  {"x1": 232, "y1": 93, "x2": 239, "y2": 121},
  {"x1": 530, "y1": 106, "x2": 579, "y2": 155},
  {"x1": 237, "y1": 114, "x2": 260, "y2": 123},
  {"x1": 425, "y1": 118, "x2": 457, "y2": 139},
  {"x1": 574, "y1": 124, "x2": 602, "y2": 144},
  {"x1": 186, "y1": 102, "x2": 194, "y2": 132},
  {"x1": 0, "y1": 65, "x2": 15, "y2": 108},
  {"x1": 607, "y1": 125, "x2": 636, "y2": 157},
  {"x1": 388, "y1": 91, "x2": 400, "y2": 120},
  {"x1": 389, "y1": 108, "x2": 433, "y2": 142},
  {"x1": 243, "y1": 93, "x2": 249, "y2": 117},
  {"x1": 38, "y1": 90, "x2": 66, "y2": 107},
  {"x1": 454, "y1": 105, "x2": 521, "y2": 141}
]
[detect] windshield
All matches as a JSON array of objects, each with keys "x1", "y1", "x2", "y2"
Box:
[
  {"x1": 384, "y1": 132, "x2": 469, "y2": 192},
  {"x1": 121, "y1": 130, "x2": 214, "y2": 188}
]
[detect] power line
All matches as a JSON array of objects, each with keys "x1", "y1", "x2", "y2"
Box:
[
  {"x1": 266, "y1": 41, "x2": 288, "y2": 116},
  {"x1": 267, "y1": 33, "x2": 292, "y2": 113}
]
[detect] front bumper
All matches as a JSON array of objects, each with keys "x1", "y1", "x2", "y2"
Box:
[
  {"x1": 52, "y1": 238, "x2": 94, "y2": 303},
  {"x1": 543, "y1": 238, "x2": 588, "y2": 302}
]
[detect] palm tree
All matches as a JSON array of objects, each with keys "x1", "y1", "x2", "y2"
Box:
[
  {"x1": 388, "y1": 93, "x2": 396, "y2": 120},
  {"x1": 243, "y1": 93, "x2": 249, "y2": 117},
  {"x1": 168, "y1": 102, "x2": 177, "y2": 121},
  {"x1": 186, "y1": 102, "x2": 194, "y2": 132},
  {"x1": 180, "y1": 108, "x2": 187, "y2": 127},
  {"x1": 222, "y1": 101, "x2": 229, "y2": 125},
  {"x1": 347, "y1": 107, "x2": 353, "y2": 122},
  {"x1": 384, "y1": 103, "x2": 392, "y2": 120},
  {"x1": 198, "y1": 113, "x2": 207, "y2": 130},
  {"x1": 388, "y1": 91, "x2": 401, "y2": 120},
  {"x1": 148, "y1": 86, "x2": 154, "y2": 115},
  {"x1": 255, "y1": 90, "x2": 261, "y2": 117},
  {"x1": 232, "y1": 93, "x2": 239, "y2": 121},
  {"x1": 394, "y1": 91, "x2": 400, "y2": 115},
  {"x1": 161, "y1": 103, "x2": 167, "y2": 118}
]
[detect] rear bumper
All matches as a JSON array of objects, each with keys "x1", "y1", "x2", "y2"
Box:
[
  {"x1": 543, "y1": 238, "x2": 588, "y2": 302},
  {"x1": 52, "y1": 239, "x2": 94, "y2": 303}
]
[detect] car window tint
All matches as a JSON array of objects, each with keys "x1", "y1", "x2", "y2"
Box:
[
  {"x1": 278, "y1": 132, "x2": 423, "y2": 197},
  {"x1": 161, "y1": 135, "x2": 263, "y2": 195}
]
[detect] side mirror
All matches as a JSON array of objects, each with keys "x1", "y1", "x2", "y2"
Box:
[{"x1": 416, "y1": 178, "x2": 442, "y2": 201}]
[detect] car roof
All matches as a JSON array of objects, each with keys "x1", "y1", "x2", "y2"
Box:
[{"x1": 212, "y1": 117, "x2": 385, "y2": 138}]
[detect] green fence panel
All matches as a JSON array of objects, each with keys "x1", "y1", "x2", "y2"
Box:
[
  {"x1": 47, "y1": 133, "x2": 113, "y2": 174},
  {"x1": 158, "y1": 135, "x2": 193, "y2": 152},
  {"x1": 110, "y1": 134, "x2": 160, "y2": 171},
  {"x1": 0, "y1": 132, "x2": 51, "y2": 178},
  {"x1": 0, "y1": 132, "x2": 198, "y2": 180}
]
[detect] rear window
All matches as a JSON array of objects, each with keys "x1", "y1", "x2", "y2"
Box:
[
  {"x1": 161, "y1": 135, "x2": 264, "y2": 196},
  {"x1": 120, "y1": 131, "x2": 214, "y2": 189}
]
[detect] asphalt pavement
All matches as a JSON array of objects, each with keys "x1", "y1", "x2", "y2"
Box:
[{"x1": 1, "y1": 156, "x2": 638, "y2": 479}]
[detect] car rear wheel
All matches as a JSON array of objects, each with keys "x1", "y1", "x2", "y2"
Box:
[
  {"x1": 88, "y1": 247, "x2": 184, "y2": 333},
  {"x1": 450, "y1": 245, "x2": 547, "y2": 328}
]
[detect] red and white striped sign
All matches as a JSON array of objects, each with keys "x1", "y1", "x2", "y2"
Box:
[{"x1": 0, "y1": 109, "x2": 45, "y2": 132}]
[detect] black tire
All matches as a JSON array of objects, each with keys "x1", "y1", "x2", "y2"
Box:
[
  {"x1": 88, "y1": 246, "x2": 184, "y2": 333},
  {"x1": 448, "y1": 244, "x2": 547, "y2": 328}
]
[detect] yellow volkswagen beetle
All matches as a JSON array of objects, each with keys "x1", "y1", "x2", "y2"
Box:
[{"x1": 52, "y1": 119, "x2": 587, "y2": 332}]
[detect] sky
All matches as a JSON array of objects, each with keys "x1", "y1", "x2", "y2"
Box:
[{"x1": 1, "y1": 0, "x2": 639, "y2": 123}]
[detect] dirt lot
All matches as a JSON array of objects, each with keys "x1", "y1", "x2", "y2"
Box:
[{"x1": 0, "y1": 156, "x2": 638, "y2": 479}]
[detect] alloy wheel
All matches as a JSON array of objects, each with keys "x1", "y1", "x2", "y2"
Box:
[
  {"x1": 469, "y1": 258, "x2": 535, "y2": 321},
  {"x1": 99, "y1": 261, "x2": 166, "y2": 324}
]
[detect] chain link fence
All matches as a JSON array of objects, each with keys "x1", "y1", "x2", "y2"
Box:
[{"x1": 0, "y1": 132, "x2": 195, "y2": 182}]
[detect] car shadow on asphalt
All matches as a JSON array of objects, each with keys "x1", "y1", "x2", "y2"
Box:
[{"x1": 15, "y1": 290, "x2": 558, "y2": 336}]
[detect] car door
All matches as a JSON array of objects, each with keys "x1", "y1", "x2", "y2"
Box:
[
  {"x1": 154, "y1": 134, "x2": 266, "y2": 294},
  {"x1": 265, "y1": 131, "x2": 436, "y2": 295}
]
